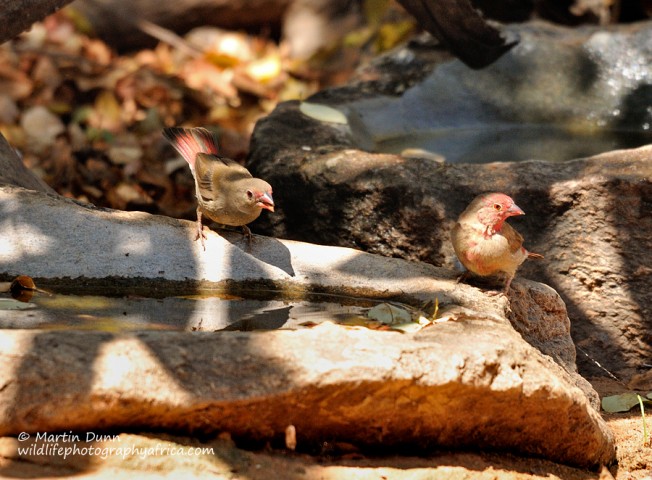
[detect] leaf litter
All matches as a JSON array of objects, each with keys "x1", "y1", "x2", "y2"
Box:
[{"x1": 0, "y1": 4, "x2": 414, "y2": 223}]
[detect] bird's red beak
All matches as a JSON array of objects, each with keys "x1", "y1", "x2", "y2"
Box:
[
  {"x1": 507, "y1": 203, "x2": 525, "y2": 217},
  {"x1": 256, "y1": 192, "x2": 275, "y2": 212}
]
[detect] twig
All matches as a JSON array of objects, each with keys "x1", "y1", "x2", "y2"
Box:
[
  {"x1": 136, "y1": 19, "x2": 202, "y2": 58},
  {"x1": 576, "y1": 344, "x2": 628, "y2": 387}
]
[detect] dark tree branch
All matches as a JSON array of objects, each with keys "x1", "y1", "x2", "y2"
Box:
[
  {"x1": 0, "y1": 0, "x2": 76, "y2": 44},
  {"x1": 396, "y1": 0, "x2": 518, "y2": 69}
]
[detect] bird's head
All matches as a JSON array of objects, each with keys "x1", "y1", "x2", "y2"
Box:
[
  {"x1": 475, "y1": 192, "x2": 524, "y2": 230},
  {"x1": 245, "y1": 180, "x2": 275, "y2": 213}
]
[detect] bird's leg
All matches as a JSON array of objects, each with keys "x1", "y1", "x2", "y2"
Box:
[
  {"x1": 241, "y1": 225, "x2": 253, "y2": 245},
  {"x1": 502, "y1": 274, "x2": 515, "y2": 294},
  {"x1": 195, "y1": 208, "x2": 207, "y2": 250},
  {"x1": 482, "y1": 273, "x2": 513, "y2": 297},
  {"x1": 456, "y1": 270, "x2": 472, "y2": 284}
]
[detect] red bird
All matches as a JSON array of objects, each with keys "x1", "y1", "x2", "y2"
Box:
[
  {"x1": 451, "y1": 192, "x2": 543, "y2": 294},
  {"x1": 163, "y1": 127, "x2": 274, "y2": 249}
]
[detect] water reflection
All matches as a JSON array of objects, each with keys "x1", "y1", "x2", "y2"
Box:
[
  {"x1": 0, "y1": 291, "x2": 370, "y2": 332},
  {"x1": 376, "y1": 125, "x2": 652, "y2": 163}
]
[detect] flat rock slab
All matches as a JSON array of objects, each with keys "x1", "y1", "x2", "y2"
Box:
[
  {"x1": 0, "y1": 185, "x2": 614, "y2": 467},
  {"x1": 0, "y1": 321, "x2": 614, "y2": 468}
]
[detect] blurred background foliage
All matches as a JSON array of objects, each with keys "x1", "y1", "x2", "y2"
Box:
[{"x1": 1, "y1": 0, "x2": 650, "y2": 218}]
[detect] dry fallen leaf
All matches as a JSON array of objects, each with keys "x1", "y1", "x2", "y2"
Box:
[
  {"x1": 11, "y1": 275, "x2": 36, "y2": 291},
  {"x1": 299, "y1": 102, "x2": 348, "y2": 124},
  {"x1": 20, "y1": 105, "x2": 66, "y2": 153}
]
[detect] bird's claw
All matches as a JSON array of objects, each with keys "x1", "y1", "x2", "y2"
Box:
[
  {"x1": 195, "y1": 221, "x2": 207, "y2": 251},
  {"x1": 486, "y1": 289, "x2": 507, "y2": 297},
  {"x1": 195, "y1": 232, "x2": 207, "y2": 251}
]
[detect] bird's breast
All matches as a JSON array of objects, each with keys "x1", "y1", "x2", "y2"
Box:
[
  {"x1": 466, "y1": 231, "x2": 527, "y2": 275},
  {"x1": 199, "y1": 200, "x2": 261, "y2": 227}
]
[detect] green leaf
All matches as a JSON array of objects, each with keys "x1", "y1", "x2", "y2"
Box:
[
  {"x1": 367, "y1": 303, "x2": 411, "y2": 325},
  {"x1": 602, "y1": 393, "x2": 651, "y2": 413},
  {"x1": 0, "y1": 298, "x2": 37, "y2": 310}
]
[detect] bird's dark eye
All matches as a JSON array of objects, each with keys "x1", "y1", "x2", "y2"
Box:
[
  {"x1": 246, "y1": 190, "x2": 254, "y2": 199},
  {"x1": 493, "y1": 203, "x2": 502, "y2": 210}
]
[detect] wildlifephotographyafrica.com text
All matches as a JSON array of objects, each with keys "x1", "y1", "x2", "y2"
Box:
[{"x1": 16, "y1": 431, "x2": 214, "y2": 460}]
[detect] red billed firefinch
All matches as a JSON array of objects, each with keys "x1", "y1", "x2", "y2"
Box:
[
  {"x1": 163, "y1": 127, "x2": 274, "y2": 249},
  {"x1": 451, "y1": 192, "x2": 543, "y2": 294}
]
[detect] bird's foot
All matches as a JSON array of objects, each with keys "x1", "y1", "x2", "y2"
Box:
[
  {"x1": 194, "y1": 210, "x2": 208, "y2": 251},
  {"x1": 195, "y1": 222, "x2": 208, "y2": 251},
  {"x1": 483, "y1": 276, "x2": 514, "y2": 297},
  {"x1": 457, "y1": 271, "x2": 510, "y2": 297},
  {"x1": 456, "y1": 271, "x2": 471, "y2": 284},
  {"x1": 241, "y1": 225, "x2": 254, "y2": 245},
  {"x1": 485, "y1": 289, "x2": 507, "y2": 297},
  {"x1": 501, "y1": 275, "x2": 515, "y2": 295}
]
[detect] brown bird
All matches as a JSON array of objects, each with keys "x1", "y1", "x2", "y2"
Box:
[
  {"x1": 163, "y1": 127, "x2": 274, "y2": 249},
  {"x1": 451, "y1": 192, "x2": 543, "y2": 294}
]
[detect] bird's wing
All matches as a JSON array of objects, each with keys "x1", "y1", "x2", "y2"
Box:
[
  {"x1": 502, "y1": 223, "x2": 543, "y2": 258},
  {"x1": 194, "y1": 153, "x2": 252, "y2": 202},
  {"x1": 502, "y1": 223, "x2": 524, "y2": 254}
]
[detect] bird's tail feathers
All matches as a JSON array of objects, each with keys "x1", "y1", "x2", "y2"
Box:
[
  {"x1": 163, "y1": 127, "x2": 219, "y2": 169},
  {"x1": 528, "y1": 252, "x2": 544, "y2": 259}
]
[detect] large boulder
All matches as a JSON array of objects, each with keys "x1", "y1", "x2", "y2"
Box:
[
  {"x1": 0, "y1": 321, "x2": 614, "y2": 469},
  {"x1": 0, "y1": 185, "x2": 614, "y2": 468},
  {"x1": 247, "y1": 22, "x2": 652, "y2": 382}
]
